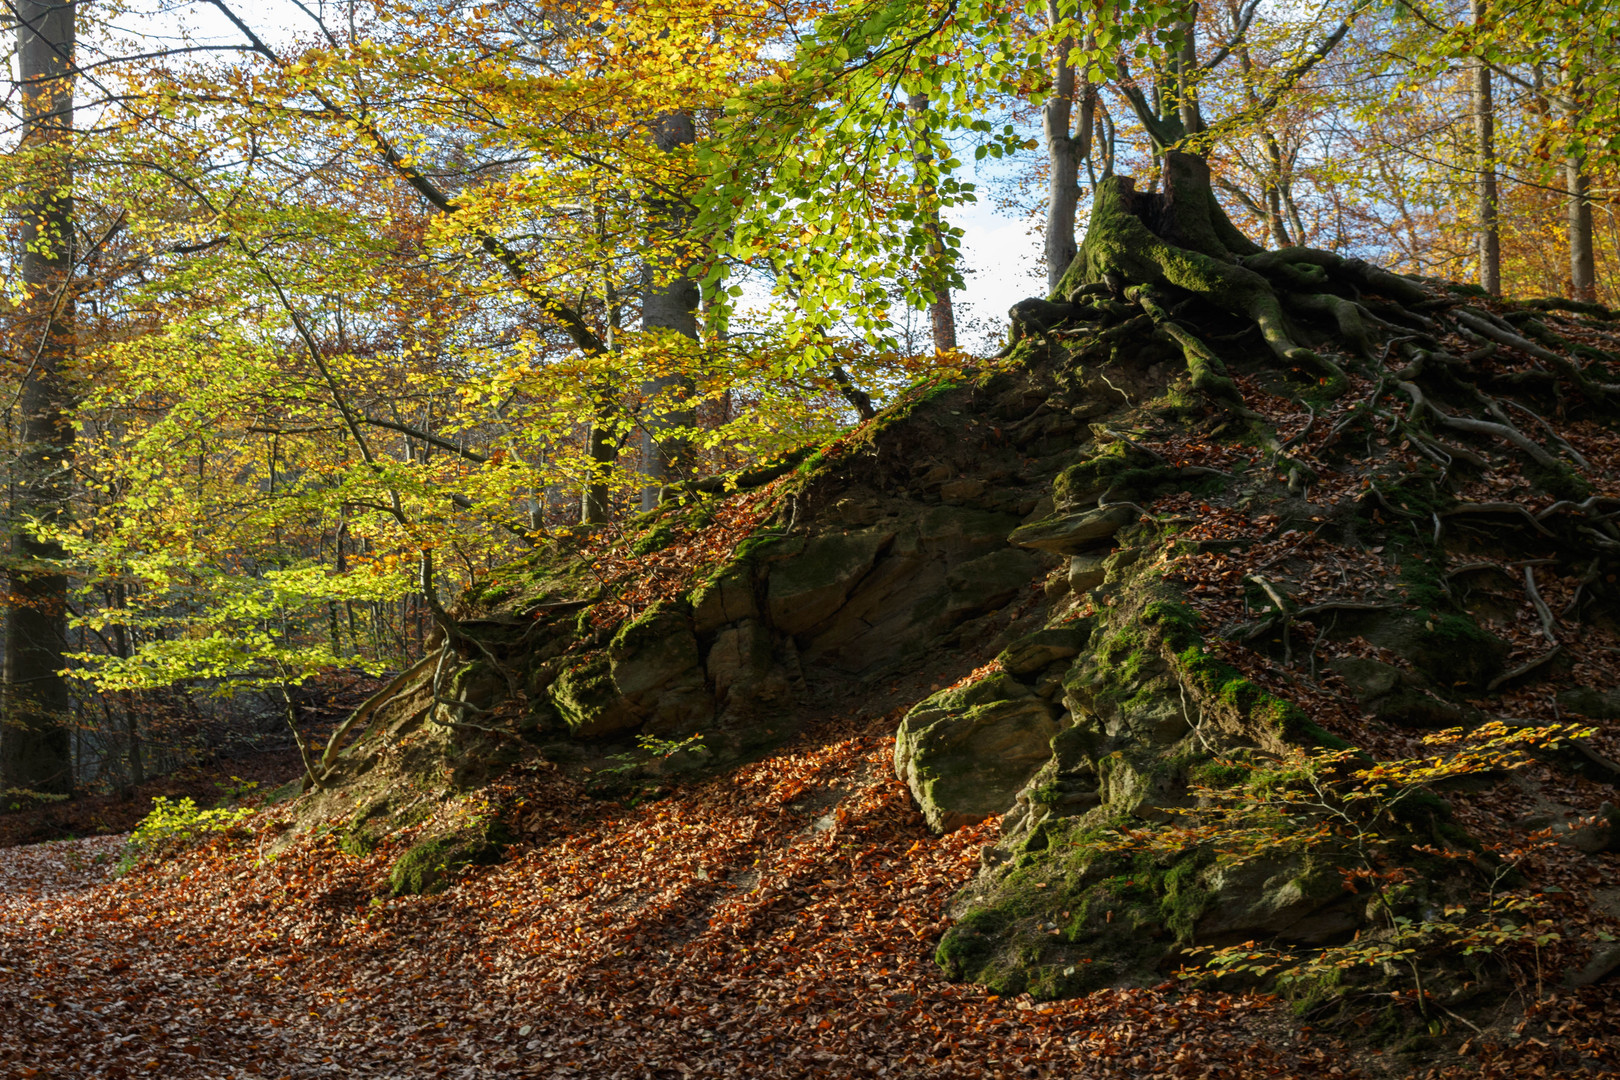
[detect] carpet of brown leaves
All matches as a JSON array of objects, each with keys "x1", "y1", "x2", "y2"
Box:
[{"x1": 4, "y1": 714, "x2": 1617, "y2": 1079}]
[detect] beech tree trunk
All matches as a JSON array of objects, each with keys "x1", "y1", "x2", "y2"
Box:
[
  {"x1": 1566, "y1": 154, "x2": 1597, "y2": 303},
  {"x1": 582, "y1": 265, "x2": 619, "y2": 525},
  {"x1": 1472, "y1": 0, "x2": 1500, "y2": 296},
  {"x1": 2, "y1": 0, "x2": 77, "y2": 797},
  {"x1": 907, "y1": 91, "x2": 958, "y2": 352},
  {"x1": 1041, "y1": 2, "x2": 1095, "y2": 294},
  {"x1": 638, "y1": 111, "x2": 699, "y2": 512}
]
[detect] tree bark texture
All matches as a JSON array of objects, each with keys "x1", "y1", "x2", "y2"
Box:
[
  {"x1": 1042, "y1": 1, "x2": 1081, "y2": 294},
  {"x1": 582, "y1": 266, "x2": 619, "y2": 525},
  {"x1": 638, "y1": 111, "x2": 699, "y2": 512},
  {"x1": 907, "y1": 91, "x2": 958, "y2": 352},
  {"x1": 2, "y1": 0, "x2": 77, "y2": 797},
  {"x1": 1472, "y1": 0, "x2": 1500, "y2": 297},
  {"x1": 1566, "y1": 154, "x2": 1596, "y2": 303}
]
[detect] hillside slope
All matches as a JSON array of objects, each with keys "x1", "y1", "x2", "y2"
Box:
[{"x1": 277, "y1": 198, "x2": 1620, "y2": 1044}]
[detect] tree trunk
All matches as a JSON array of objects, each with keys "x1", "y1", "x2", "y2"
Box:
[
  {"x1": 1472, "y1": 0, "x2": 1500, "y2": 296},
  {"x1": 582, "y1": 265, "x2": 619, "y2": 525},
  {"x1": 638, "y1": 111, "x2": 699, "y2": 512},
  {"x1": 1566, "y1": 153, "x2": 1597, "y2": 303},
  {"x1": 1042, "y1": 1, "x2": 1081, "y2": 294},
  {"x1": 2, "y1": 0, "x2": 77, "y2": 798},
  {"x1": 907, "y1": 90, "x2": 958, "y2": 351},
  {"x1": 109, "y1": 586, "x2": 143, "y2": 787},
  {"x1": 582, "y1": 421, "x2": 615, "y2": 524},
  {"x1": 1261, "y1": 130, "x2": 1292, "y2": 249}
]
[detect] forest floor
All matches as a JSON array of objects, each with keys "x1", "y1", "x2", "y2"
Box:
[{"x1": 2, "y1": 703, "x2": 1617, "y2": 1080}]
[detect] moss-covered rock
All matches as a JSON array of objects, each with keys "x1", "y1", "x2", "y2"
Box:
[
  {"x1": 997, "y1": 624, "x2": 1092, "y2": 676},
  {"x1": 548, "y1": 653, "x2": 639, "y2": 737},
  {"x1": 1008, "y1": 506, "x2": 1135, "y2": 555},
  {"x1": 766, "y1": 526, "x2": 895, "y2": 634},
  {"x1": 895, "y1": 675, "x2": 1060, "y2": 834},
  {"x1": 388, "y1": 821, "x2": 510, "y2": 896},
  {"x1": 937, "y1": 820, "x2": 1216, "y2": 999}
]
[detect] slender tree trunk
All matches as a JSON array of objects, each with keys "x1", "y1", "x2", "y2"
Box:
[
  {"x1": 1175, "y1": 16, "x2": 1200, "y2": 138},
  {"x1": 1566, "y1": 153, "x2": 1597, "y2": 302},
  {"x1": 907, "y1": 91, "x2": 958, "y2": 351},
  {"x1": 582, "y1": 265, "x2": 619, "y2": 525},
  {"x1": 109, "y1": 586, "x2": 142, "y2": 787},
  {"x1": 638, "y1": 111, "x2": 698, "y2": 512},
  {"x1": 1261, "y1": 131, "x2": 1292, "y2": 248},
  {"x1": 2, "y1": 0, "x2": 77, "y2": 798},
  {"x1": 1472, "y1": 0, "x2": 1500, "y2": 296},
  {"x1": 1043, "y1": 0, "x2": 1080, "y2": 293}
]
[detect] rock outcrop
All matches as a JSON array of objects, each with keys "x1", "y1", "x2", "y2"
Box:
[{"x1": 303, "y1": 249, "x2": 1620, "y2": 1011}]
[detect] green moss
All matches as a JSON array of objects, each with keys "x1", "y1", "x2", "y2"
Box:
[
  {"x1": 389, "y1": 838, "x2": 455, "y2": 895},
  {"x1": 263, "y1": 779, "x2": 303, "y2": 806},
  {"x1": 630, "y1": 522, "x2": 677, "y2": 557},
  {"x1": 1428, "y1": 613, "x2": 1489, "y2": 648},
  {"x1": 1188, "y1": 758, "x2": 1250, "y2": 789},
  {"x1": 732, "y1": 533, "x2": 802, "y2": 564},
  {"x1": 478, "y1": 584, "x2": 515, "y2": 606},
  {"x1": 387, "y1": 822, "x2": 510, "y2": 896},
  {"x1": 1052, "y1": 445, "x2": 1175, "y2": 507},
  {"x1": 1028, "y1": 781, "x2": 1063, "y2": 806},
  {"x1": 1140, "y1": 600, "x2": 1203, "y2": 651},
  {"x1": 936, "y1": 810, "x2": 1220, "y2": 1000},
  {"x1": 548, "y1": 653, "x2": 622, "y2": 733},
  {"x1": 1397, "y1": 554, "x2": 1449, "y2": 612}
]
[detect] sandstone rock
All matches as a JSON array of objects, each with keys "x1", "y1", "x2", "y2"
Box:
[
  {"x1": 1008, "y1": 506, "x2": 1134, "y2": 555},
  {"x1": 1195, "y1": 857, "x2": 1358, "y2": 944},
  {"x1": 1118, "y1": 694, "x2": 1192, "y2": 743},
  {"x1": 895, "y1": 675, "x2": 1059, "y2": 834},
  {"x1": 798, "y1": 508, "x2": 1029, "y2": 674},
  {"x1": 610, "y1": 608, "x2": 702, "y2": 700},
  {"x1": 606, "y1": 607, "x2": 714, "y2": 735},
  {"x1": 1094, "y1": 752, "x2": 1171, "y2": 818},
  {"x1": 705, "y1": 619, "x2": 790, "y2": 724},
  {"x1": 940, "y1": 478, "x2": 987, "y2": 503},
  {"x1": 997, "y1": 625, "x2": 1090, "y2": 676},
  {"x1": 548, "y1": 654, "x2": 640, "y2": 737},
  {"x1": 1067, "y1": 552, "x2": 1108, "y2": 593},
  {"x1": 767, "y1": 526, "x2": 895, "y2": 634},
  {"x1": 690, "y1": 563, "x2": 758, "y2": 635},
  {"x1": 945, "y1": 549, "x2": 1041, "y2": 617}
]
